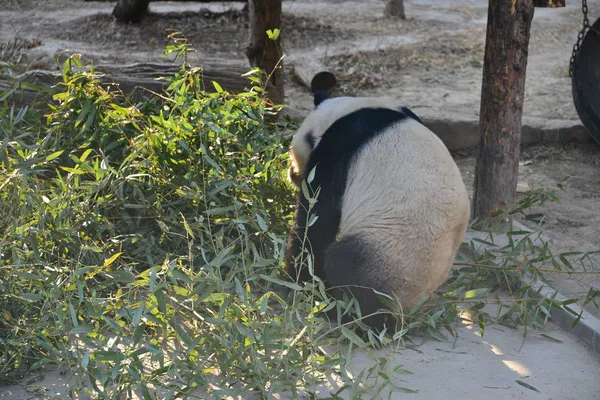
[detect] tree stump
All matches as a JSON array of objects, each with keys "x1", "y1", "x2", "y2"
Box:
[
  {"x1": 385, "y1": 0, "x2": 405, "y2": 19},
  {"x1": 112, "y1": 0, "x2": 151, "y2": 23},
  {"x1": 246, "y1": 0, "x2": 284, "y2": 105},
  {"x1": 472, "y1": 0, "x2": 535, "y2": 226}
]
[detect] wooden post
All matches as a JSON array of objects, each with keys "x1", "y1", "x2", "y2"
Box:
[
  {"x1": 247, "y1": 0, "x2": 284, "y2": 105},
  {"x1": 472, "y1": 0, "x2": 535, "y2": 226},
  {"x1": 473, "y1": 0, "x2": 565, "y2": 227},
  {"x1": 385, "y1": 0, "x2": 405, "y2": 19}
]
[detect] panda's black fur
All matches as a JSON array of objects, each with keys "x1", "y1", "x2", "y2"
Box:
[{"x1": 286, "y1": 92, "x2": 470, "y2": 331}]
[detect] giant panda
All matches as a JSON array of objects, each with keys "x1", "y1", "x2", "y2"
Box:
[{"x1": 285, "y1": 91, "x2": 470, "y2": 331}]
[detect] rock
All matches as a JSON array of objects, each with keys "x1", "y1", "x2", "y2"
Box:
[{"x1": 516, "y1": 182, "x2": 531, "y2": 193}]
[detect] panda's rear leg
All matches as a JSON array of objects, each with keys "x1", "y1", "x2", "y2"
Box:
[{"x1": 323, "y1": 235, "x2": 396, "y2": 332}]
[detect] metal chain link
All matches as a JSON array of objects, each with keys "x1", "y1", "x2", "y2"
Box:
[{"x1": 569, "y1": 0, "x2": 600, "y2": 77}]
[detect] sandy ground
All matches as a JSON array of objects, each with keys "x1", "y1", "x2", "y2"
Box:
[
  {"x1": 356, "y1": 318, "x2": 600, "y2": 400},
  {"x1": 1, "y1": 0, "x2": 599, "y2": 398}
]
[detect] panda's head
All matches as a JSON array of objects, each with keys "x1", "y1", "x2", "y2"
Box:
[
  {"x1": 288, "y1": 93, "x2": 418, "y2": 187},
  {"x1": 287, "y1": 90, "x2": 331, "y2": 186}
]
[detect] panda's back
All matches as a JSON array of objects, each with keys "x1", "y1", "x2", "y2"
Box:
[
  {"x1": 338, "y1": 115, "x2": 470, "y2": 300},
  {"x1": 341, "y1": 117, "x2": 467, "y2": 235},
  {"x1": 302, "y1": 107, "x2": 417, "y2": 210}
]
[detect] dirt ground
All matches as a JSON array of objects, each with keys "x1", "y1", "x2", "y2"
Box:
[
  {"x1": 1, "y1": 0, "x2": 600, "y2": 398},
  {"x1": 0, "y1": 0, "x2": 592, "y2": 121}
]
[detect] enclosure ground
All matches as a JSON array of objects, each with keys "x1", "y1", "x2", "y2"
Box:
[
  {"x1": 0, "y1": 0, "x2": 595, "y2": 122},
  {"x1": 1, "y1": 0, "x2": 599, "y2": 397},
  {"x1": 0, "y1": 305, "x2": 598, "y2": 399}
]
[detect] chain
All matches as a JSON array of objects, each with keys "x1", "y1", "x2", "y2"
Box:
[{"x1": 569, "y1": 0, "x2": 599, "y2": 77}]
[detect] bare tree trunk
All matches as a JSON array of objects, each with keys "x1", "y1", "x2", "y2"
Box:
[
  {"x1": 246, "y1": 0, "x2": 284, "y2": 104},
  {"x1": 384, "y1": 0, "x2": 405, "y2": 19},
  {"x1": 113, "y1": 0, "x2": 150, "y2": 23},
  {"x1": 472, "y1": 0, "x2": 535, "y2": 227}
]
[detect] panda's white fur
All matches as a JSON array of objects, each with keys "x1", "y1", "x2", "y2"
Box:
[{"x1": 286, "y1": 95, "x2": 470, "y2": 330}]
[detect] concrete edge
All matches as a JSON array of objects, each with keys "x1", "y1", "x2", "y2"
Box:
[
  {"x1": 460, "y1": 220, "x2": 600, "y2": 354},
  {"x1": 282, "y1": 107, "x2": 592, "y2": 150},
  {"x1": 418, "y1": 112, "x2": 591, "y2": 151},
  {"x1": 524, "y1": 276, "x2": 600, "y2": 354}
]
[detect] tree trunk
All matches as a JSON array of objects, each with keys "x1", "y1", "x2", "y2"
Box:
[
  {"x1": 246, "y1": 0, "x2": 284, "y2": 104},
  {"x1": 384, "y1": 0, "x2": 405, "y2": 19},
  {"x1": 113, "y1": 0, "x2": 151, "y2": 23},
  {"x1": 472, "y1": 0, "x2": 535, "y2": 227}
]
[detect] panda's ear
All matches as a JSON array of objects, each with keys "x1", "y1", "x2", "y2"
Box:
[{"x1": 313, "y1": 90, "x2": 330, "y2": 107}]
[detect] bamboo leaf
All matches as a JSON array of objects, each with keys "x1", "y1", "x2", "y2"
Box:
[
  {"x1": 516, "y1": 380, "x2": 540, "y2": 393},
  {"x1": 104, "y1": 252, "x2": 123, "y2": 267},
  {"x1": 45, "y1": 150, "x2": 64, "y2": 161},
  {"x1": 340, "y1": 326, "x2": 366, "y2": 347}
]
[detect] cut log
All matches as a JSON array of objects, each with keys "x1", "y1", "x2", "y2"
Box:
[
  {"x1": 290, "y1": 56, "x2": 336, "y2": 93},
  {"x1": 0, "y1": 63, "x2": 271, "y2": 108},
  {"x1": 107, "y1": 0, "x2": 248, "y2": 22}
]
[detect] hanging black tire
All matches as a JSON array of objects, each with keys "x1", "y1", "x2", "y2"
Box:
[{"x1": 572, "y1": 17, "x2": 600, "y2": 144}]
